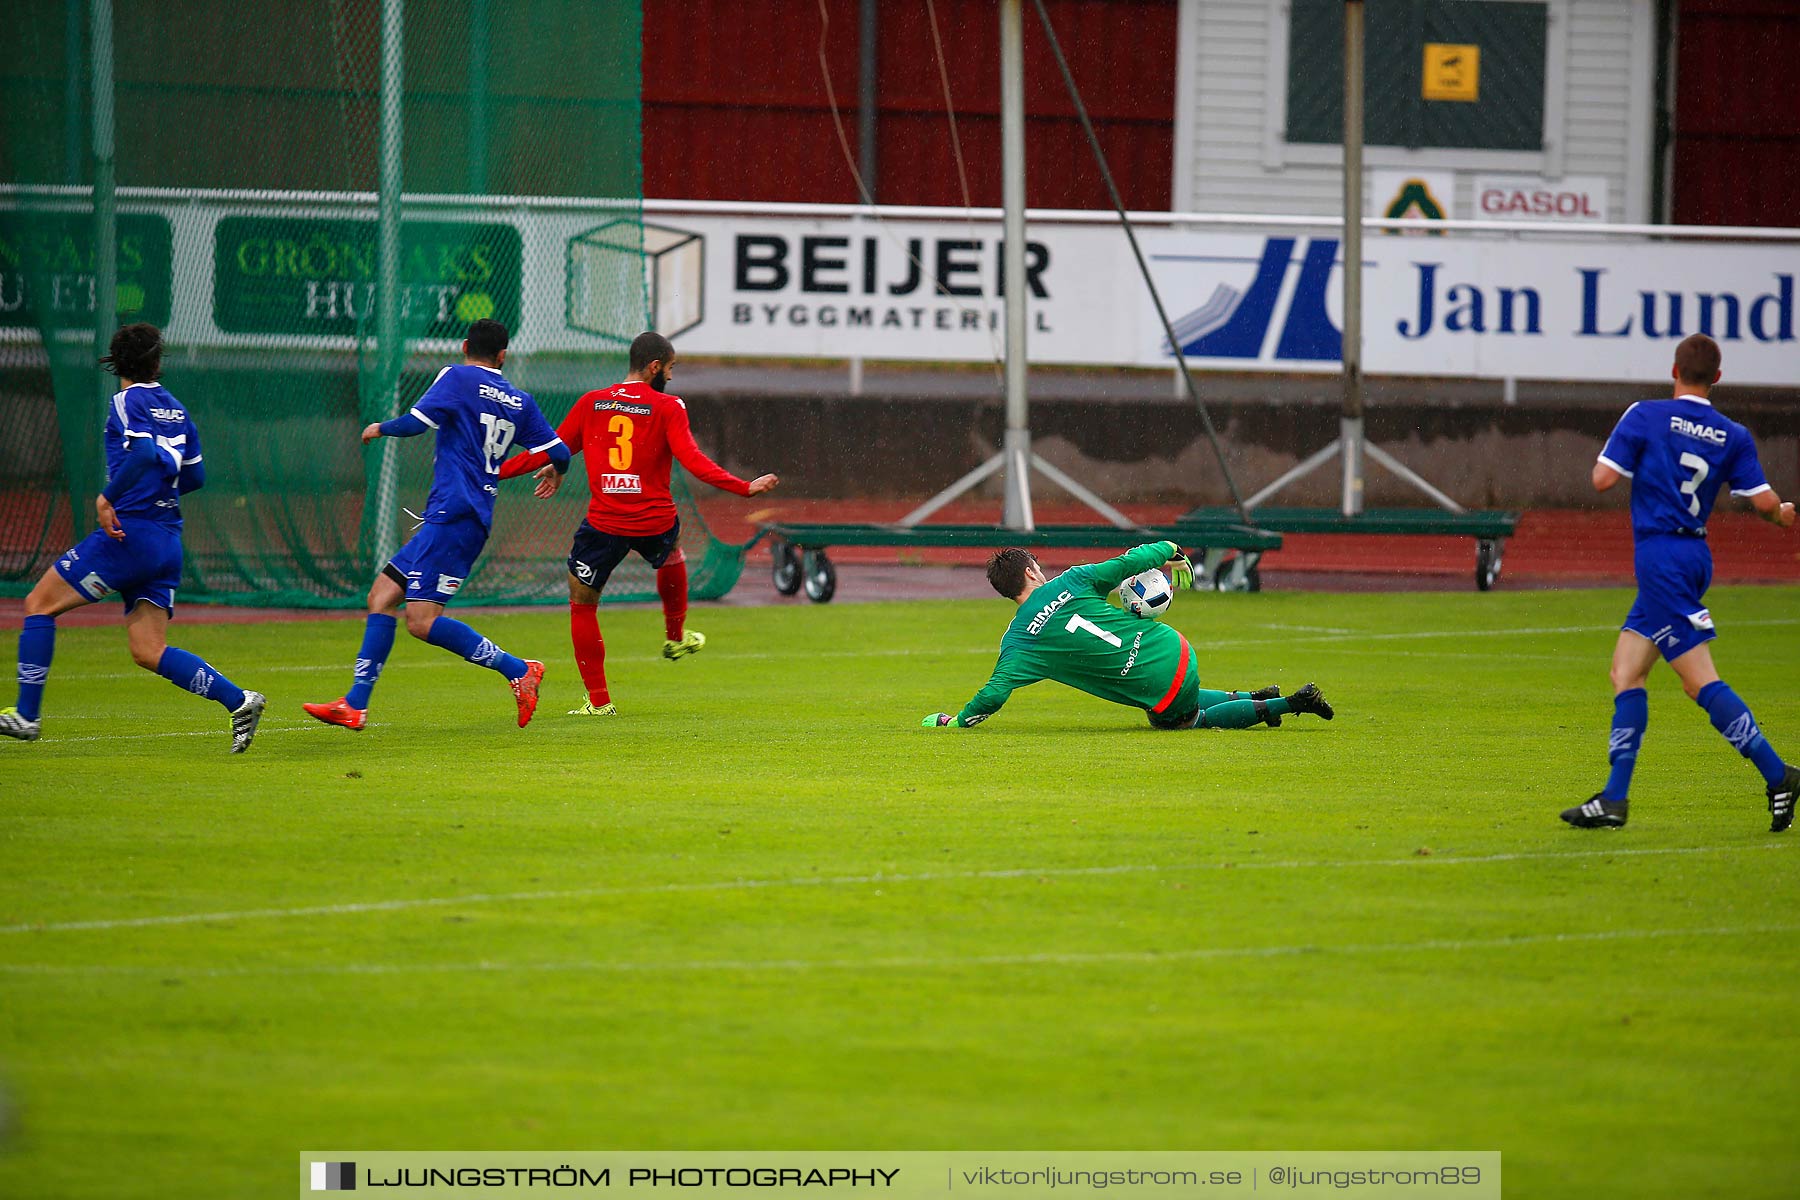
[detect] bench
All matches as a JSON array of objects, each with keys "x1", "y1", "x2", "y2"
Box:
[
  {"x1": 1174, "y1": 507, "x2": 1522, "y2": 591},
  {"x1": 754, "y1": 521, "x2": 1284, "y2": 602}
]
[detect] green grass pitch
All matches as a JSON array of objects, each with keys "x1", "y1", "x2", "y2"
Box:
[{"x1": 1, "y1": 585, "x2": 1796, "y2": 1198}]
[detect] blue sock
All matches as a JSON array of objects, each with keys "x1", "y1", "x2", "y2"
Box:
[
  {"x1": 346, "y1": 613, "x2": 398, "y2": 709},
  {"x1": 155, "y1": 646, "x2": 246, "y2": 712},
  {"x1": 1697, "y1": 680, "x2": 1788, "y2": 786},
  {"x1": 15, "y1": 614, "x2": 56, "y2": 722},
  {"x1": 426, "y1": 616, "x2": 526, "y2": 681},
  {"x1": 1603, "y1": 687, "x2": 1648, "y2": 801}
]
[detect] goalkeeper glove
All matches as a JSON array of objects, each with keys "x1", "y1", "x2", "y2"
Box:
[
  {"x1": 1166, "y1": 549, "x2": 1194, "y2": 592},
  {"x1": 921, "y1": 712, "x2": 957, "y2": 728}
]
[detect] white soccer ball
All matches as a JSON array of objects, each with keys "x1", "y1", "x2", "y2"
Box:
[{"x1": 1119, "y1": 568, "x2": 1174, "y2": 619}]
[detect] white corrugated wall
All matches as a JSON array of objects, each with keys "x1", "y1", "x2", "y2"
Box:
[{"x1": 1173, "y1": 0, "x2": 1654, "y2": 222}]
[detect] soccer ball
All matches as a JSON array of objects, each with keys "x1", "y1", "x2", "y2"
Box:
[{"x1": 1119, "y1": 568, "x2": 1174, "y2": 619}]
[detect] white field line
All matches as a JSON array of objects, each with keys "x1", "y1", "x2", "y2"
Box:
[
  {"x1": 1, "y1": 842, "x2": 1787, "y2": 937},
  {"x1": 4, "y1": 922, "x2": 1795, "y2": 979},
  {"x1": 15, "y1": 723, "x2": 329, "y2": 744},
  {"x1": 42, "y1": 616, "x2": 1800, "y2": 685}
]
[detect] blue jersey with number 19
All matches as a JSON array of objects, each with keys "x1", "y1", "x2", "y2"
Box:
[
  {"x1": 409, "y1": 363, "x2": 562, "y2": 529},
  {"x1": 1598, "y1": 395, "x2": 1770, "y2": 542}
]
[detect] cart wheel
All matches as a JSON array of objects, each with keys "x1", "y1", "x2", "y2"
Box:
[
  {"x1": 1475, "y1": 539, "x2": 1503, "y2": 591},
  {"x1": 771, "y1": 542, "x2": 802, "y2": 595},
  {"x1": 802, "y1": 549, "x2": 837, "y2": 603},
  {"x1": 1211, "y1": 555, "x2": 1262, "y2": 594}
]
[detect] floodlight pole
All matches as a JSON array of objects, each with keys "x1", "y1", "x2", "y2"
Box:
[
  {"x1": 468, "y1": 0, "x2": 489, "y2": 194},
  {"x1": 1241, "y1": 0, "x2": 1466, "y2": 517},
  {"x1": 77, "y1": 0, "x2": 117, "y2": 520},
  {"x1": 1340, "y1": 0, "x2": 1365, "y2": 517},
  {"x1": 65, "y1": 0, "x2": 84, "y2": 185},
  {"x1": 90, "y1": 0, "x2": 116, "y2": 404},
  {"x1": 373, "y1": 0, "x2": 405, "y2": 568},
  {"x1": 998, "y1": 0, "x2": 1033, "y2": 530},
  {"x1": 899, "y1": 0, "x2": 1134, "y2": 532}
]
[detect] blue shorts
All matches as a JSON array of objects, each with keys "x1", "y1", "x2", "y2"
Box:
[
  {"x1": 54, "y1": 516, "x2": 184, "y2": 615},
  {"x1": 568, "y1": 518, "x2": 682, "y2": 592},
  {"x1": 1624, "y1": 534, "x2": 1716, "y2": 662},
  {"x1": 384, "y1": 516, "x2": 488, "y2": 605}
]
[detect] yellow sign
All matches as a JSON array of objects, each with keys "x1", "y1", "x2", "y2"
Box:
[{"x1": 1422, "y1": 43, "x2": 1480, "y2": 102}]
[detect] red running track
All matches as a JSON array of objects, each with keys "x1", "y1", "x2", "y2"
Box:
[{"x1": 4, "y1": 505, "x2": 1794, "y2": 628}]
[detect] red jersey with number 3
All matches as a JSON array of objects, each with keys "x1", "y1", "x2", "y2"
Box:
[{"x1": 498, "y1": 380, "x2": 751, "y2": 536}]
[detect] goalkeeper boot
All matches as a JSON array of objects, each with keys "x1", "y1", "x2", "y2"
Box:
[
  {"x1": 0, "y1": 707, "x2": 41, "y2": 742},
  {"x1": 510, "y1": 661, "x2": 545, "y2": 728},
  {"x1": 229, "y1": 690, "x2": 267, "y2": 754},
  {"x1": 663, "y1": 629, "x2": 706, "y2": 661},
  {"x1": 1562, "y1": 794, "x2": 1629, "y2": 829},
  {"x1": 302, "y1": 697, "x2": 365, "y2": 731},
  {"x1": 1769, "y1": 766, "x2": 1800, "y2": 834},
  {"x1": 1286, "y1": 681, "x2": 1334, "y2": 721},
  {"x1": 569, "y1": 700, "x2": 618, "y2": 717}
]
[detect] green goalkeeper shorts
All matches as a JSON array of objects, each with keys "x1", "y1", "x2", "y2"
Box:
[{"x1": 1146, "y1": 641, "x2": 1202, "y2": 730}]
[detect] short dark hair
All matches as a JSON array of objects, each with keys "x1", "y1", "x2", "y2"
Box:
[
  {"x1": 986, "y1": 547, "x2": 1038, "y2": 598},
  {"x1": 465, "y1": 318, "x2": 510, "y2": 362},
  {"x1": 1674, "y1": 333, "x2": 1721, "y2": 385},
  {"x1": 630, "y1": 330, "x2": 674, "y2": 373},
  {"x1": 100, "y1": 323, "x2": 163, "y2": 381}
]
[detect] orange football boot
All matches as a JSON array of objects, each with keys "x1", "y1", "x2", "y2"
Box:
[{"x1": 302, "y1": 697, "x2": 367, "y2": 731}]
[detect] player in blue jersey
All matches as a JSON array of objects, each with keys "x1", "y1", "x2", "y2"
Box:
[
  {"x1": 303, "y1": 319, "x2": 571, "y2": 731},
  {"x1": 1, "y1": 324, "x2": 266, "y2": 750},
  {"x1": 1564, "y1": 334, "x2": 1798, "y2": 832}
]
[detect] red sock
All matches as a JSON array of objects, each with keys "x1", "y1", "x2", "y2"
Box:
[
  {"x1": 569, "y1": 602, "x2": 608, "y2": 705},
  {"x1": 657, "y1": 555, "x2": 689, "y2": 641}
]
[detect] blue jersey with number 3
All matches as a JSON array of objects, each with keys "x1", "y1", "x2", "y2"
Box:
[
  {"x1": 1598, "y1": 396, "x2": 1770, "y2": 541},
  {"x1": 409, "y1": 364, "x2": 561, "y2": 529}
]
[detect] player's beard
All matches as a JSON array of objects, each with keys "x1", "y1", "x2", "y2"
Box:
[{"x1": 650, "y1": 369, "x2": 668, "y2": 391}]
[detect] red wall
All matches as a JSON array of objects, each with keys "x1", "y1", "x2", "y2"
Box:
[
  {"x1": 1672, "y1": 0, "x2": 1800, "y2": 226},
  {"x1": 641, "y1": 0, "x2": 1177, "y2": 209}
]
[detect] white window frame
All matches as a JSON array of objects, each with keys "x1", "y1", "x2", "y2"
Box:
[{"x1": 1260, "y1": 0, "x2": 1570, "y2": 178}]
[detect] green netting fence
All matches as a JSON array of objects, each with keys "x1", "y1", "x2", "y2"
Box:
[{"x1": 1, "y1": 0, "x2": 746, "y2": 607}]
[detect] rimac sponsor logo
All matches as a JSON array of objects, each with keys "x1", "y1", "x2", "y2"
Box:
[
  {"x1": 1671, "y1": 416, "x2": 1728, "y2": 446},
  {"x1": 1026, "y1": 590, "x2": 1075, "y2": 635},
  {"x1": 147, "y1": 406, "x2": 185, "y2": 421},
  {"x1": 601, "y1": 473, "x2": 642, "y2": 494},
  {"x1": 309, "y1": 1160, "x2": 356, "y2": 1191},
  {"x1": 478, "y1": 382, "x2": 523, "y2": 410}
]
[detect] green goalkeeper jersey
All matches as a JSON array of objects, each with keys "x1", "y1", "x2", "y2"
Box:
[{"x1": 954, "y1": 542, "x2": 1189, "y2": 727}]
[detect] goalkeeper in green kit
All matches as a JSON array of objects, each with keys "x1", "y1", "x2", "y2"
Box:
[{"x1": 922, "y1": 542, "x2": 1334, "y2": 731}]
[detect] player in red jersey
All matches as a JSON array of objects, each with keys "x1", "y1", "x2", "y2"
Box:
[{"x1": 500, "y1": 332, "x2": 778, "y2": 715}]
